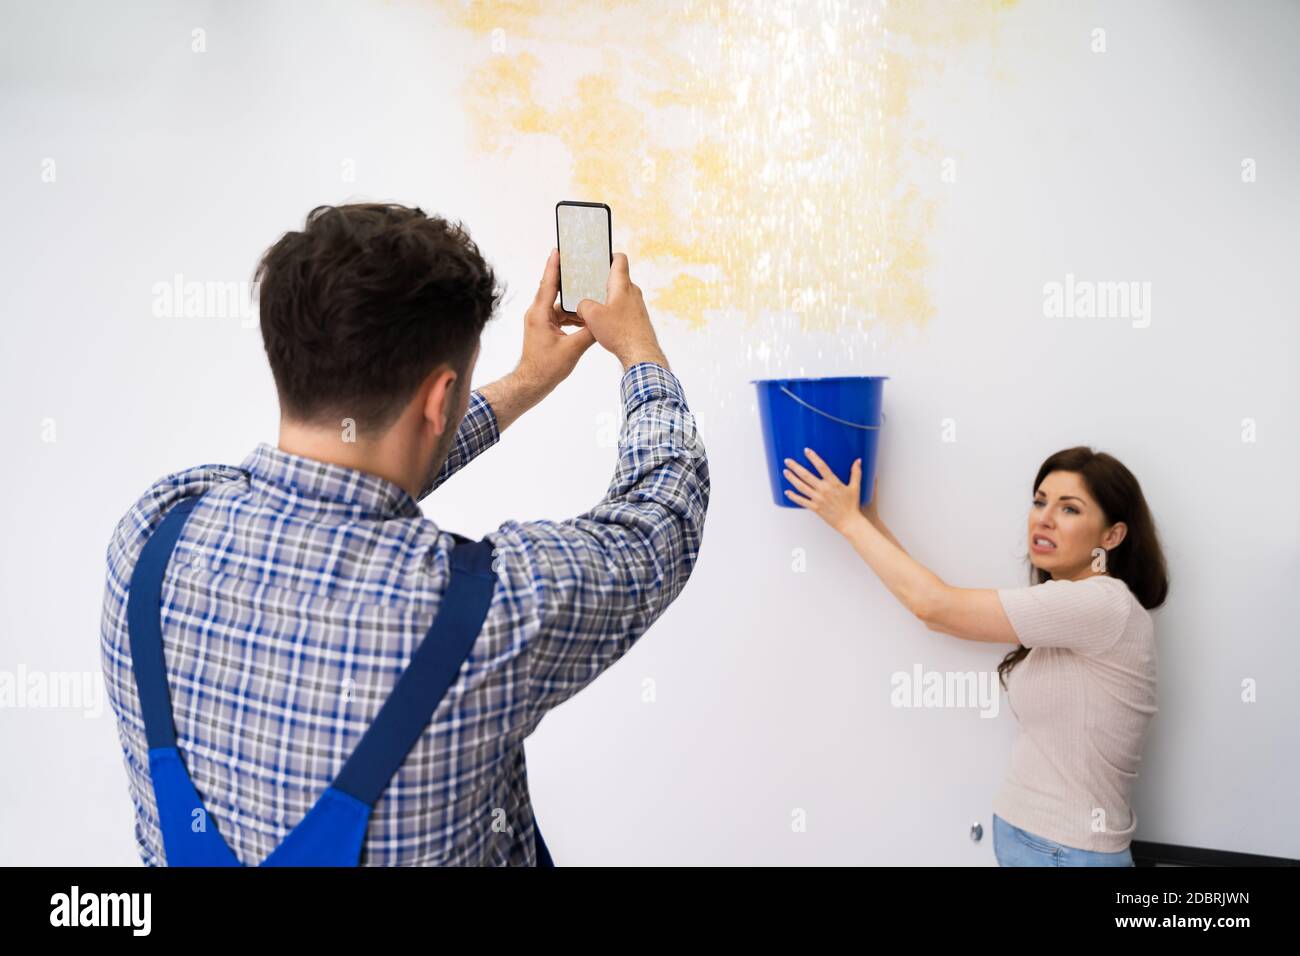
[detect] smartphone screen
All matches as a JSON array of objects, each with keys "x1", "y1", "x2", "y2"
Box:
[{"x1": 555, "y1": 201, "x2": 612, "y2": 313}]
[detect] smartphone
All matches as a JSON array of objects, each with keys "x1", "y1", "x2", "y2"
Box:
[{"x1": 555, "y1": 201, "x2": 612, "y2": 314}]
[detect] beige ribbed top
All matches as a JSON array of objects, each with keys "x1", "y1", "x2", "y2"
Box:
[{"x1": 992, "y1": 574, "x2": 1157, "y2": 852}]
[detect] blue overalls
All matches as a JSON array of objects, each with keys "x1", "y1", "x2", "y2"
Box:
[{"x1": 126, "y1": 492, "x2": 554, "y2": 867}]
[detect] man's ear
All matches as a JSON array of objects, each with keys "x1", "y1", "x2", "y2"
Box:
[{"x1": 421, "y1": 365, "x2": 460, "y2": 436}]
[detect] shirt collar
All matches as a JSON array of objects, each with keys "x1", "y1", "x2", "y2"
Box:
[{"x1": 240, "y1": 442, "x2": 423, "y2": 521}]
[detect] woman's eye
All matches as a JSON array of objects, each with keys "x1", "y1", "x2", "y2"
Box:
[{"x1": 1065, "y1": 506, "x2": 1078, "y2": 514}]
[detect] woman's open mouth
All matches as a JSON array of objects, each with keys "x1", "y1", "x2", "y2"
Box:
[{"x1": 1030, "y1": 536, "x2": 1058, "y2": 554}]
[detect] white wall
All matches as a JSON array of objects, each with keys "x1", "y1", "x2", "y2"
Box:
[{"x1": 1, "y1": 0, "x2": 1295, "y2": 865}]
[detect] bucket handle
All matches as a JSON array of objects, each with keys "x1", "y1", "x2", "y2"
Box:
[{"x1": 779, "y1": 385, "x2": 886, "y2": 431}]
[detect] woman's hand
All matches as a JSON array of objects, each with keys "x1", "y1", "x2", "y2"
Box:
[{"x1": 783, "y1": 448, "x2": 866, "y2": 535}]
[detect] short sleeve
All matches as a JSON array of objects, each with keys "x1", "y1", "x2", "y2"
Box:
[{"x1": 996, "y1": 576, "x2": 1133, "y2": 655}]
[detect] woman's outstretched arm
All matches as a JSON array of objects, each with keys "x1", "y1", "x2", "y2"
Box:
[{"x1": 783, "y1": 449, "x2": 1019, "y2": 645}]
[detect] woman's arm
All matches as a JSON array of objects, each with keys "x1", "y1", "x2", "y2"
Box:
[
  {"x1": 783, "y1": 451, "x2": 1020, "y2": 645},
  {"x1": 917, "y1": 585, "x2": 1020, "y2": 644},
  {"x1": 865, "y1": 512, "x2": 908, "y2": 555}
]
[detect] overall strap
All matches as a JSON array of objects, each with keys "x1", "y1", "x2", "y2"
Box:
[
  {"x1": 126, "y1": 493, "x2": 242, "y2": 865},
  {"x1": 331, "y1": 537, "x2": 498, "y2": 807},
  {"x1": 126, "y1": 496, "x2": 203, "y2": 750},
  {"x1": 125, "y1": 500, "x2": 511, "y2": 866}
]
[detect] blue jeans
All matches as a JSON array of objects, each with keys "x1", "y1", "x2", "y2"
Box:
[{"x1": 992, "y1": 814, "x2": 1135, "y2": 867}]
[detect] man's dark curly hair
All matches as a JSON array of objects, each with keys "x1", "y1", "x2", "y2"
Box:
[{"x1": 254, "y1": 203, "x2": 502, "y2": 434}]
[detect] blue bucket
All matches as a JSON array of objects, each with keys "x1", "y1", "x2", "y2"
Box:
[{"x1": 752, "y1": 376, "x2": 888, "y2": 508}]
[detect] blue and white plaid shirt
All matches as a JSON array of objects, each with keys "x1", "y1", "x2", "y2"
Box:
[{"x1": 100, "y1": 362, "x2": 709, "y2": 865}]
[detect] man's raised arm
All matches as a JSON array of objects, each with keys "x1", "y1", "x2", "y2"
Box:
[
  {"x1": 488, "y1": 254, "x2": 711, "y2": 729},
  {"x1": 420, "y1": 249, "x2": 596, "y2": 499}
]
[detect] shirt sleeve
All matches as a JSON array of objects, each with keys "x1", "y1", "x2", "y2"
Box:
[
  {"x1": 418, "y1": 390, "x2": 501, "y2": 500},
  {"x1": 997, "y1": 576, "x2": 1132, "y2": 656},
  {"x1": 489, "y1": 362, "x2": 710, "y2": 732}
]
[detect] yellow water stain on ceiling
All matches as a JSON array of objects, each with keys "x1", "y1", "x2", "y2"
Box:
[{"x1": 436, "y1": 0, "x2": 1015, "y2": 335}]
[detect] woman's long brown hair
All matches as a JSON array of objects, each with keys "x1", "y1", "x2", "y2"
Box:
[{"x1": 997, "y1": 447, "x2": 1169, "y2": 690}]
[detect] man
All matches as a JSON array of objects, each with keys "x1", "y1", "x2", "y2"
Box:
[{"x1": 100, "y1": 203, "x2": 710, "y2": 865}]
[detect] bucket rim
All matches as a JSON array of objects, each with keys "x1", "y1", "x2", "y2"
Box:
[{"x1": 750, "y1": 375, "x2": 890, "y2": 384}]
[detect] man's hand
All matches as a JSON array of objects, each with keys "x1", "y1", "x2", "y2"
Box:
[
  {"x1": 514, "y1": 248, "x2": 598, "y2": 396},
  {"x1": 576, "y1": 253, "x2": 668, "y2": 371},
  {"x1": 480, "y1": 249, "x2": 597, "y2": 432}
]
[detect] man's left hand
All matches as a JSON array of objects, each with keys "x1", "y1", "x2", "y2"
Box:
[{"x1": 514, "y1": 248, "x2": 597, "y2": 398}]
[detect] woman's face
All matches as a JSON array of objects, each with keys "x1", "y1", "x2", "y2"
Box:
[{"x1": 1027, "y1": 470, "x2": 1126, "y2": 581}]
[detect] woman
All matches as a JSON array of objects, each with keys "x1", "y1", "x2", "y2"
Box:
[{"x1": 783, "y1": 445, "x2": 1168, "y2": 867}]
